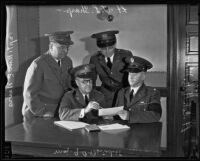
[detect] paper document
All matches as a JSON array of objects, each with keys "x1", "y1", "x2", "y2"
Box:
[
  {"x1": 98, "y1": 106, "x2": 124, "y2": 116},
  {"x1": 54, "y1": 121, "x2": 89, "y2": 131},
  {"x1": 98, "y1": 123, "x2": 130, "y2": 131}
]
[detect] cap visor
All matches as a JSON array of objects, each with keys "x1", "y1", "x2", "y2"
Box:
[
  {"x1": 124, "y1": 68, "x2": 143, "y2": 73},
  {"x1": 77, "y1": 73, "x2": 94, "y2": 79},
  {"x1": 97, "y1": 41, "x2": 116, "y2": 48}
]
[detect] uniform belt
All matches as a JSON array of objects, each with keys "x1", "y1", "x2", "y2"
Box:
[
  {"x1": 39, "y1": 95, "x2": 60, "y2": 104},
  {"x1": 102, "y1": 83, "x2": 121, "y2": 91}
]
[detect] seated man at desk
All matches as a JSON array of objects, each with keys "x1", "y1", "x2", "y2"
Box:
[
  {"x1": 114, "y1": 56, "x2": 162, "y2": 123},
  {"x1": 59, "y1": 64, "x2": 106, "y2": 123}
]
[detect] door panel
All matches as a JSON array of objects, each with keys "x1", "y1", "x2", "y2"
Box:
[{"x1": 167, "y1": 5, "x2": 199, "y2": 157}]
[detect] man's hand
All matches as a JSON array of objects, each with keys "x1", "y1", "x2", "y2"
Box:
[
  {"x1": 84, "y1": 101, "x2": 101, "y2": 114},
  {"x1": 117, "y1": 110, "x2": 129, "y2": 120}
]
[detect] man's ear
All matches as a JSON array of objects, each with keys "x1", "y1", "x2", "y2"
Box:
[
  {"x1": 142, "y1": 72, "x2": 146, "y2": 80},
  {"x1": 75, "y1": 79, "x2": 79, "y2": 86},
  {"x1": 49, "y1": 42, "x2": 53, "y2": 50}
]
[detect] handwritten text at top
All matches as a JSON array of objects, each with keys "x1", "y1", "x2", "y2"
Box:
[{"x1": 56, "y1": 5, "x2": 127, "y2": 18}]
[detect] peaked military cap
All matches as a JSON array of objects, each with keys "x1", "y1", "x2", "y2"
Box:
[
  {"x1": 44, "y1": 31, "x2": 74, "y2": 45},
  {"x1": 91, "y1": 30, "x2": 119, "y2": 48},
  {"x1": 124, "y1": 56, "x2": 153, "y2": 73},
  {"x1": 72, "y1": 64, "x2": 95, "y2": 79}
]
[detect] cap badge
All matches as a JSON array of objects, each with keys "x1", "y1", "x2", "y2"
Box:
[
  {"x1": 84, "y1": 65, "x2": 90, "y2": 73},
  {"x1": 102, "y1": 34, "x2": 108, "y2": 39},
  {"x1": 130, "y1": 58, "x2": 134, "y2": 63}
]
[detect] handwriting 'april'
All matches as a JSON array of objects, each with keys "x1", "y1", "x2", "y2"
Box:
[
  {"x1": 56, "y1": 5, "x2": 127, "y2": 18},
  {"x1": 53, "y1": 147, "x2": 122, "y2": 157}
]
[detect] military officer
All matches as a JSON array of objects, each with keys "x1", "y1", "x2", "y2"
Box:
[
  {"x1": 115, "y1": 56, "x2": 162, "y2": 123},
  {"x1": 90, "y1": 30, "x2": 133, "y2": 107},
  {"x1": 59, "y1": 64, "x2": 106, "y2": 123},
  {"x1": 22, "y1": 31, "x2": 74, "y2": 119}
]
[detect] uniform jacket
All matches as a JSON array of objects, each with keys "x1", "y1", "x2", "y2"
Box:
[
  {"x1": 115, "y1": 83, "x2": 162, "y2": 123},
  {"x1": 89, "y1": 48, "x2": 133, "y2": 106},
  {"x1": 22, "y1": 51, "x2": 73, "y2": 117},
  {"x1": 59, "y1": 88, "x2": 106, "y2": 122}
]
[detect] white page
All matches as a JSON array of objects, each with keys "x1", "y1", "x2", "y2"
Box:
[
  {"x1": 98, "y1": 106, "x2": 124, "y2": 116},
  {"x1": 98, "y1": 123, "x2": 130, "y2": 131},
  {"x1": 54, "y1": 121, "x2": 89, "y2": 131}
]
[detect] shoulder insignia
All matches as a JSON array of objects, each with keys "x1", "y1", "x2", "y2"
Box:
[
  {"x1": 34, "y1": 55, "x2": 44, "y2": 63},
  {"x1": 130, "y1": 57, "x2": 134, "y2": 63},
  {"x1": 91, "y1": 51, "x2": 101, "y2": 57},
  {"x1": 37, "y1": 53, "x2": 50, "y2": 63},
  {"x1": 146, "y1": 86, "x2": 157, "y2": 93}
]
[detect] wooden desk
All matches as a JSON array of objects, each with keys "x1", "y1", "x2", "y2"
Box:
[{"x1": 5, "y1": 118, "x2": 162, "y2": 157}]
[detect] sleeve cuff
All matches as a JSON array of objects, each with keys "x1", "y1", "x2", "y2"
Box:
[{"x1": 79, "y1": 109, "x2": 85, "y2": 118}]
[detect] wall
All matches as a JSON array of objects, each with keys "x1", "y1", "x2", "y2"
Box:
[{"x1": 39, "y1": 5, "x2": 167, "y2": 72}]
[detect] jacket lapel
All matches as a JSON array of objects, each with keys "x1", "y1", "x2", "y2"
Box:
[
  {"x1": 60, "y1": 57, "x2": 69, "y2": 73},
  {"x1": 124, "y1": 87, "x2": 132, "y2": 107},
  {"x1": 130, "y1": 84, "x2": 147, "y2": 106},
  {"x1": 44, "y1": 52, "x2": 65, "y2": 88},
  {"x1": 111, "y1": 49, "x2": 121, "y2": 70},
  {"x1": 98, "y1": 53, "x2": 111, "y2": 73},
  {"x1": 89, "y1": 90, "x2": 101, "y2": 103},
  {"x1": 75, "y1": 89, "x2": 86, "y2": 107},
  {"x1": 46, "y1": 52, "x2": 60, "y2": 68}
]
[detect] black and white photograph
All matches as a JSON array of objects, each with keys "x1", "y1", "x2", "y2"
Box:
[{"x1": 2, "y1": 1, "x2": 199, "y2": 159}]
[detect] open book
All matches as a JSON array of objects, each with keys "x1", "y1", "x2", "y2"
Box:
[
  {"x1": 54, "y1": 121, "x2": 129, "y2": 132},
  {"x1": 54, "y1": 121, "x2": 89, "y2": 131}
]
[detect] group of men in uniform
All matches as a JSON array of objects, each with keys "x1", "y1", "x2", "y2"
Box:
[{"x1": 22, "y1": 30, "x2": 162, "y2": 124}]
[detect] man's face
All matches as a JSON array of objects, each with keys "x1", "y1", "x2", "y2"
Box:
[
  {"x1": 75, "y1": 78, "x2": 93, "y2": 94},
  {"x1": 128, "y1": 72, "x2": 146, "y2": 87},
  {"x1": 50, "y1": 42, "x2": 70, "y2": 60},
  {"x1": 99, "y1": 44, "x2": 116, "y2": 57}
]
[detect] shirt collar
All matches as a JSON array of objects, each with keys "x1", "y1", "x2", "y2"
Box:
[
  {"x1": 79, "y1": 90, "x2": 89, "y2": 98},
  {"x1": 130, "y1": 86, "x2": 141, "y2": 95},
  {"x1": 54, "y1": 59, "x2": 61, "y2": 63},
  {"x1": 105, "y1": 54, "x2": 114, "y2": 63}
]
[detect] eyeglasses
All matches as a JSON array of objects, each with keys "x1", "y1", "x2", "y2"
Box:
[
  {"x1": 55, "y1": 43, "x2": 70, "y2": 50},
  {"x1": 100, "y1": 46, "x2": 115, "y2": 50},
  {"x1": 77, "y1": 79, "x2": 93, "y2": 85},
  {"x1": 59, "y1": 45, "x2": 70, "y2": 50}
]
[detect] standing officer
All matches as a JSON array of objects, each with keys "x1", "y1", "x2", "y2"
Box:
[
  {"x1": 22, "y1": 31, "x2": 74, "y2": 119},
  {"x1": 115, "y1": 56, "x2": 162, "y2": 123},
  {"x1": 59, "y1": 64, "x2": 106, "y2": 123},
  {"x1": 90, "y1": 30, "x2": 133, "y2": 107}
]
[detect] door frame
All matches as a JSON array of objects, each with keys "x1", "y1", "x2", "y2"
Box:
[{"x1": 167, "y1": 4, "x2": 198, "y2": 157}]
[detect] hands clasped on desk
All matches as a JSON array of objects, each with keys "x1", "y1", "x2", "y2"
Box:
[{"x1": 84, "y1": 101, "x2": 101, "y2": 116}]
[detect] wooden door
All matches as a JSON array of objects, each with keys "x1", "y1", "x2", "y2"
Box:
[{"x1": 168, "y1": 5, "x2": 199, "y2": 157}]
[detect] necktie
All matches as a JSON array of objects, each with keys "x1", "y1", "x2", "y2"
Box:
[
  {"x1": 85, "y1": 95, "x2": 89, "y2": 105},
  {"x1": 130, "y1": 89, "x2": 134, "y2": 101},
  {"x1": 58, "y1": 60, "x2": 61, "y2": 67},
  {"x1": 106, "y1": 57, "x2": 112, "y2": 69}
]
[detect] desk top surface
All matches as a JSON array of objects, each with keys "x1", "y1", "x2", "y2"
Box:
[{"x1": 5, "y1": 118, "x2": 162, "y2": 155}]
